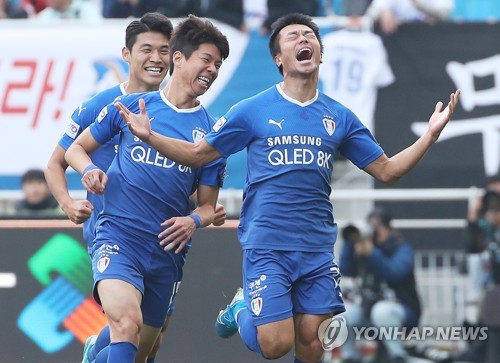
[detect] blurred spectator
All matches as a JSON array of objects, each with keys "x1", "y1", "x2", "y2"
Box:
[
  {"x1": 103, "y1": 0, "x2": 141, "y2": 18},
  {"x1": 467, "y1": 173, "x2": 500, "y2": 252},
  {"x1": 320, "y1": 0, "x2": 394, "y2": 134},
  {"x1": 260, "y1": 0, "x2": 318, "y2": 35},
  {"x1": 103, "y1": 0, "x2": 245, "y2": 29},
  {"x1": 367, "y1": 0, "x2": 455, "y2": 34},
  {"x1": 192, "y1": 0, "x2": 246, "y2": 31},
  {"x1": 37, "y1": 0, "x2": 102, "y2": 20},
  {"x1": 339, "y1": 207, "x2": 421, "y2": 363},
  {"x1": 464, "y1": 174, "x2": 500, "y2": 310},
  {"x1": 21, "y1": 0, "x2": 47, "y2": 17},
  {"x1": 243, "y1": 0, "x2": 266, "y2": 30},
  {"x1": 0, "y1": 0, "x2": 29, "y2": 18},
  {"x1": 455, "y1": 190, "x2": 500, "y2": 363},
  {"x1": 11, "y1": 169, "x2": 64, "y2": 217},
  {"x1": 454, "y1": 175, "x2": 500, "y2": 363},
  {"x1": 103, "y1": 0, "x2": 192, "y2": 19}
]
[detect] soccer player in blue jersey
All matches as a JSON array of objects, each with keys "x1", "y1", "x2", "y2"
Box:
[
  {"x1": 65, "y1": 15, "x2": 229, "y2": 363},
  {"x1": 118, "y1": 13, "x2": 460, "y2": 363},
  {"x1": 46, "y1": 12, "x2": 172, "y2": 250},
  {"x1": 45, "y1": 12, "x2": 174, "y2": 363}
]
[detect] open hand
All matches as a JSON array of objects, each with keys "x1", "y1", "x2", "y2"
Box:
[
  {"x1": 428, "y1": 89, "x2": 461, "y2": 141},
  {"x1": 158, "y1": 216, "x2": 197, "y2": 253},
  {"x1": 115, "y1": 98, "x2": 152, "y2": 142}
]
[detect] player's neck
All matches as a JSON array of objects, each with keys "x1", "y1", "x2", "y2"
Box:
[
  {"x1": 280, "y1": 76, "x2": 318, "y2": 103},
  {"x1": 162, "y1": 84, "x2": 200, "y2": 109},
  {"x1": 124, "y1": 80, "x2": 161, "y2": 94}
]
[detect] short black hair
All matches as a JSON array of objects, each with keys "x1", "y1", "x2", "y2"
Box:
[
  {"x1": 268, "y1": 13, "x2": 323, "y2": 75},
  {"x1": 342, "y1": 224, "x2": 361, "y2": 243},
  {"x1": 485, "y1": 173, "x2": 500, "y2": 188},
  {"x1": 368, "y1": 206, "x2": 392, "y2": 228},
  {"x1": 168, "y1": 14, "x2": 230, "y2": 76},
  {"x1": 21, "y1": 169, "x2": 46, "y2": 184},
  {"x1": 125, "y1": 12, "x2": 173, "y2": 51},
  {"x1": 482, "y1": 191, "x2": 500, "y2": 213}
]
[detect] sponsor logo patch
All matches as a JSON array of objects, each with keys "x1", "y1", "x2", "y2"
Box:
[
  {"x1": 213, "y1": 117, "x2": 227, "y2": 132},
  {"x1": 97, "y1": 106, "x2": 108, "y2": 123},
  {"x1": 66, "y1": 120, "x2": 80, "y2": 139}
]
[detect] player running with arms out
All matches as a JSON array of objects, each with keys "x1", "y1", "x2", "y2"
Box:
[
  {"x1": 118, "y1": 13, "x2": 460, "y2": 363},
  {"x1": 65, "y1": 15, "x2": 229, "y2": 363}
]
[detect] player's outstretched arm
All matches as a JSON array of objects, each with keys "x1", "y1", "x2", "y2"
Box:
[
  {"x1": 46, "y1": 145, "x2": 94, "y2": 224},
  {"x1": 364, "y1": 89, "x2": 460, "y2": 184},
  {"x1": 115, "y1": 98, "x2": 222, "y2": 168}
]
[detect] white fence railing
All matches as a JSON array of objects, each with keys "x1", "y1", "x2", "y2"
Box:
[{"x1": 414, "y1": 250, "x2": 468, "y2": 327}]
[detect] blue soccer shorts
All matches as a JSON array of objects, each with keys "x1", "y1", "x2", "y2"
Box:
[
  {"x1": 242, "y1": 249, "x2": 345, "y2": 325},
  {"x1": 90, "y1": 220, "x2": 186, "y2": 328}
]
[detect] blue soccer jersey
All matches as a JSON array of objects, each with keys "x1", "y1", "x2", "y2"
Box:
[
  {"x1": 205, "y1": 83, "x2": 383, "y2": 252},
  {"x1": 90, "y1": 90, "x2": 226, "y2": 241},
  {"x1": 59, "y1": 84, "x2": 125, "y2": 246}
]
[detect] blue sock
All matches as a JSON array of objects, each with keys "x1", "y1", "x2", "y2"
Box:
[
  {"x1": 92, "y1": 345, "x2": 109, "y2": 363},
  {"x1": 146, "y1": 357, "x2": 155, "y2": 363},
  {"x1": 293, "y1": 359, "x2": 322, "y2": 363},
  {"x1": 107, "y1": 341, "x2": 137, "y2": 363},
  {"x1": 88, "y1": 326, "x2": 110, "y2": 361},
  {"x1": 236, "y1": 308, "x2": 263, "y2": 356}
]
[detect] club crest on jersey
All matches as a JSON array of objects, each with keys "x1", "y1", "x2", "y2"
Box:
[
  {"x1": 66, "y1": 120, "x2": 80, "y2": 139},
  {"x1": 97, "y1": 106, "x2": 108, "y2": 123},
  {"x1": 251, "y1": 297, "x2": 263, "y2": 316},
  {"x1": 192, "y1": 129, "x2": 205, "y2": 143},
  {"x1": 323, "y1": 116, "x2": 336, "y2": 136},
  {"x1": 97, "y1": 256, "x2": 110, "y2": 273}
]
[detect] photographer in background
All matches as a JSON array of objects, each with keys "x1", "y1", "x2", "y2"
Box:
[
  {"x1": 455, "y1": 189, "x2": 500, "y2": 363},
  {"x1": 339, "y1": 207, "x2": 421, "y2": 363}
]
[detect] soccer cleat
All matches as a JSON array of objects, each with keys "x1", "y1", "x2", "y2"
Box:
[
  {"x1": 215, "y1": 287, "x2": 246, "y2": 338},
  {"x1": 81, "y1": 335, "x2": 97, "y2": 363}
]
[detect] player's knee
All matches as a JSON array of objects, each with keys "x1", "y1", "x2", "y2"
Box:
[
  {"x1": 109, "y1": 313, "x2": 142, "y2": 340},
  {"x1": 258, "y1": 334, "x2": 294, "y2": 359},
  {"x1": 296, "y1": 339, "x2": 325, "y2": 361}
]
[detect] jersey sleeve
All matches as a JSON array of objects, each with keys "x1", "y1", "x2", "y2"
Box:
[
  {"x1": 198, "y1": 157, "x2": 227, "y2": 188},
  {"x1": 58, "y1": 101, "x2": 98, "y2": 151},
  {"x1": 338, "y1": 109, "x2": 384, "y2": 169},
  {"x1": 204, "y1": 102, "x2": 254, "y2": 158},
  {"x1": 89, "y1": 102, "x2": 125, "y2": 145}
]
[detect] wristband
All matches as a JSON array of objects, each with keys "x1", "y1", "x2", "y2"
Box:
[
  {"x1": 188, "y1": 213, "x2": 202, "y2": 229},
  {"x1": 83, "y1": 164, "x2": 99, "y2": 175}
]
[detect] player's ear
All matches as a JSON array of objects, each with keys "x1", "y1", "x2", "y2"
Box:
[
  {"x1": 122, "y1": 47, "x2": 130, "y2": 63},
  {"x1": 274, "y1": 54, "x2": 282, "y2": 68},
  {"x1": 172, "y1": 50, "x2": 184, "y2": 69}
]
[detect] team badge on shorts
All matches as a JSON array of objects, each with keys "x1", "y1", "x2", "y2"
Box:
[
  {"x1": 251, "y1": 297, "x2": 263, "y2": 316},
  {"x1": 97, "y1": 256, "x2": 110, "y2": 273}
]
